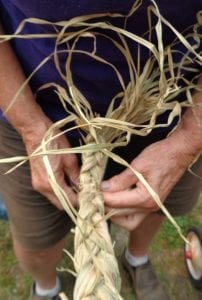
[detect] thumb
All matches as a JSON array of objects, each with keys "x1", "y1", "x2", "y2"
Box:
[
  {"x1": 110, "y1": 212, "x2": 147, "y2": 231},
  {"x1": 63, "y1": 154, "x2": 80, "y2": 184},
  {"x1": 101, "y1": 168, "x2": 137, "y2": 192}
]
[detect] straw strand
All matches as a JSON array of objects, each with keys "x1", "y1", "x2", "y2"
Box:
[{"x1": 74, "y1": 142, "x2": 122, "y2": 299}]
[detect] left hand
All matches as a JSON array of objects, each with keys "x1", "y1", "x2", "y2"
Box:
[
  {"x1": 102, "y1": 131, "x2": 198, "y2": 230},
  {"x1": 102, "y1": 80, "x2": 202, "y2": 230}
]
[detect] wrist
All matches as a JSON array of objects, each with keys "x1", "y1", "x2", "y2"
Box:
[
  {"x1": 20, "y1": 115, "x2": 52, "y2": 148},
  {"x1": 168, "y1": 86, "x2": 202, "y2": 164},
  {"x1": 168, "y1": 119, "x2": 202, "y2": 168}
]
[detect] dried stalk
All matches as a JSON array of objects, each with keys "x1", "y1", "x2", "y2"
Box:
[
  {"x1": 0, "y1": 1, "x2": 201, "y2": 299},
  {"x1": 74, "y1": 143, "x2": 122, "y2": 299}
]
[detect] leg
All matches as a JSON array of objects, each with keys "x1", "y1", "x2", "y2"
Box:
[
  {"x1": 122, "y1": 157, "x2": 202, "y2": 300},
  {"x1": 122, "y1": 214, "x2": 169, "y2": 300},
  {"x1": 128, "y1": 155, "x2": 202, "y2": 256},
  {"x1": 128, "y1": 213, "x2": 164, "y2": 256},
  {"x1": 0, "y1": 121, "x2": 72, "y2": 297},
  {"x1": 13, "y1": 237, "x2": 66, "y2": 290}
]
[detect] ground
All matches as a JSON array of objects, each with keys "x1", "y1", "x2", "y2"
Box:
[{"x1": 0, "y1": 199, "x2": 202, "y2": 300}]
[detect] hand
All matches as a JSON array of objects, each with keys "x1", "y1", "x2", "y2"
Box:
[
  {"x1": 102, "y1": 130, "x2": 198, "y2": 229},
  {"x1": 106, "y1": 208, "x2": 148, "y2": 231},
  {"x1": 23, "y1": 121, "x2": 80, "y2": 210}
]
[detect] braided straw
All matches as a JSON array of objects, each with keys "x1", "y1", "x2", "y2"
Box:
[
  {"x1": 0, "y1": 1, "x2": 201, "y2": 299},
  {"x1": 74, "y1": 142, "x2": 122, "y2": 299}
]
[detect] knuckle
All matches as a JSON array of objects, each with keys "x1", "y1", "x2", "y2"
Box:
[
  {"x1": 144, "y1": 196, "x2": 158, "y2": 210},
  {"x1": 31, "y1": 178, "x2": 39, "y2": 191},
  {"x1": 32, "y1": 177, "x2": 51, "y2": 193},
  {"x1": 112, "y1": 175, "x2": 122, "y2": 188}
]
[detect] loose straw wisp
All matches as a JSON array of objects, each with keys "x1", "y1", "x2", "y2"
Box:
[{"x1": 0, "y1": 1, "x2": 201, "y2": 299}]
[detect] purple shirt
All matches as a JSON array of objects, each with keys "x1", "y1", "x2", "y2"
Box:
[{"x1": 0, "y1": 0, "x2": 201, "y2": 125}]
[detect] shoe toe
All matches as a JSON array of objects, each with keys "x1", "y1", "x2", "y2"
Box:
[{"x1": 121, "y1": 251, "x2": 169, "y2": 300}]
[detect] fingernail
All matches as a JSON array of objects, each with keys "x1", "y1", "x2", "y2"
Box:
[{"x1": 101, "y1": 181, "x2": 110, "y2": 190}]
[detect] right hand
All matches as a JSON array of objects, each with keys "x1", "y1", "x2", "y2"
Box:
[
  {"x1": 22, "y1": 120, "x2": 80, "y2": 210},
  {"x1": 0, "y1": 23, "x2": 80, "y2": 210}
]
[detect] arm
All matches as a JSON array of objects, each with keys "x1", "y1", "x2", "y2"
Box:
[
  {"x1": 0, "y1": 23, "x2": 79, "y2": 209},
  {"x1": 102, "y1": 76, "x2": 202, "y2": 230}
]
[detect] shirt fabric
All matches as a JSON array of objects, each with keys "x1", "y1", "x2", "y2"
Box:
[{"x1": 0, "y1": 1, "x2": 201, "y2": 140}]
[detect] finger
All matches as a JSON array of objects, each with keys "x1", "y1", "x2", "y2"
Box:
[
  {"x1": 44, "y1": 178, "x2": 78, "y2": 210},
  {"x1": 57, "y1": 176, "x2": 78, "y2": 207},
  {"x1": 62, "y1": 185, "x2": 78, "y2": 207},
  {"x1": 43, "y1": 193, "x2": 64, "y2": 210},
  {"x1": 101, "y1": 168, "x2": 138, "y2": 192},
  {"x1": 105, "y1": 206, "x2": 142, "y2": 216},
  {"x1": 63, "y1": 154, "x2": 80, "y2": 184},
  {"x1": 111, "y1": 212, "x2": 147, "y2": 231},
  {"x1": 103, "y1": 185, "x2": 148, "y2": 209}
]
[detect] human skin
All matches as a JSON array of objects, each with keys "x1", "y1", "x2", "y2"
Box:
[
  {"x1": 0, "y1": 24, "x2": 80, "y2": 210},
  {"x1": 0, "y1": 23, "x2": 81, "y2": 290},
  {"x1": 0, "y1": 23, "x2": 201, "y2": 230},
  {"x1": 102, "y1": 77, "x2": 202, "y2": 230},
  {"x1": 0, "y1": 20, "x2": 201, "y2": 293}
]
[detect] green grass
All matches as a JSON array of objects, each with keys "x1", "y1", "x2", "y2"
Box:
[{"x1": 0, "y1": 199, "x2": 202, "y2": 299}]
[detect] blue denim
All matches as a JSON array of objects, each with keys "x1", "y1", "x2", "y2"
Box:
[{"x1": 0, "y1": 197, "x2": 8, "y2": 220}]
